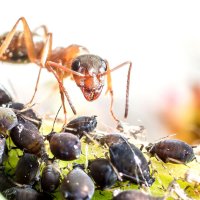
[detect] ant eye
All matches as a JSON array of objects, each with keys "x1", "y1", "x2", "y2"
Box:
[
  {"x1": 99, "y1": 60, "x2": 107, "y2": 73},
  {"x1": 72, "y1": 59, "x2": 81, "y2": 72}
]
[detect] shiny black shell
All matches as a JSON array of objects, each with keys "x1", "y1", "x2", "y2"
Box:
[
  {"x1": 0, "y1": 85, "x2": 12, "y2": 106},
  {"x1": 41, "y1": 163, "x2": 60, "y2": 192},
  {"x1": 6, "y1": 102, "x2": 42, "y2": 129},
  {"x1": 109, "y1": 142, "x2": 154, "y2": 186},
  {"x1": 0, "y1": 136, "x2": 7, "y2": 165},
  {"x1": 88, "y1": 158, "x2": 118, "y2": 189},
  {"x1": 64, "y1": 115, "x2": 97, "y2": 138},
  {"x1": 60, "y1": 167, "x2": 95, "y2": 200},
  {"x1": 113, "y1": 190, "x2": 164, "y2": 200},
  {"x1": 10, "y1": 119, "x2": 45, "y2": 157},
  {"x1": 47, "y1": 132, "x2": 81, "y2": 161},
  {"x1": 15, "y1": 153, "x2": 39, "y2": 185},
  {"x1": 0, "y1": 107, "x2": 18, "y2": 134},
  {"x1": 148, "y1": 139, "x2": 195, "y2": 163},
  {"x1": 2, "y1": 187, "x2": 52, "y2": 200}
]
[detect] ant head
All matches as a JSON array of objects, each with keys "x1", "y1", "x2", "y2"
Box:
[{"x1": 72, "y1": 54, "x2": 107, "y2": 101}]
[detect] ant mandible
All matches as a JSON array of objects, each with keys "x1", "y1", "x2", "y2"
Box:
[{"x1": 0, "y1": 17, "x2": 132, "y2": 123}]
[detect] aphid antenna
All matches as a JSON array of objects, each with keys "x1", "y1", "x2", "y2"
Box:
[{"x1": 51, "y1": 105, "x2": 62, "y2": 133}]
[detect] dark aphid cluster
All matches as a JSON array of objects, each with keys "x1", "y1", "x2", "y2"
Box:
[{"x1": 0, "y1": 85, "x2": 197, "y2": 200}]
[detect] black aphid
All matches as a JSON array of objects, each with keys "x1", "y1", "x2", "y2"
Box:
[
  {"x1": 60, "y1": 167, "x2": 95, "y2": 200},
  {"x1": 0, "y1": 107, "x2": 18, "y2": 135},
  {"x1": 15, "y1": 153, "x2": 39, "y2": 185},
  {"x1": 88, "y1": 158, "x2": 118, "y2": 189},
  {"x1": 147, "y1": 139, "x2": 195, "y2": 164},
  {"x1": 99, "y1": 133, "x2": 125, "y2": 147},
  {"x1": 2, "y1": 186, "x2": 53, "y2": 200},
  {"x1": 113, "y1": 190, "x2": 164, "y2": 200},
  {"x1": 0, "y1": 170, "x2": 15, "y2": 192},
  {"x1": 0, "y1": 136, "x2": 8, "y2": 165},
  {"x1": 10, "y1": 118, "x2": 45, "y2": 157},
  {"x1": 47, "y1": 132, "x2": 81, "y2": 161},
  {"x1": 0, "y1": 85, "x2": 12, "y2": 106},
  {"x1": 41, "y1": 162, "x2": 61, "y2": 193},
  {"x1": 109, "y1": 141, "x2": 155, "y2": 186},
  {"x1": 64, "y1": 115, "x2": 97, "y2": 138},
  {"x1": 6, "y1": 102, "x2": 42, "y2": 128}
]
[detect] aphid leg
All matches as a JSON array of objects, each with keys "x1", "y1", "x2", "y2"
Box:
[
  {"x1": 166, "y1": 157, "x2": 187, "y2": 165},
  {"x1": 104, "y1": 61, "x2": 132, "y2": 119}
]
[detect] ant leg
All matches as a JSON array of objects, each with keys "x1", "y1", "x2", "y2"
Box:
[
  {"x1": 28, "y1": 33, "x2": 52, "y2": 105},
  {"x1": 32, "y1": 25, "x2": 48, "y2": 38},
  {"x1": 0, "y1": 17, "x2": 37, "y2": 62},
  {"x1": 0, "y1": 17, "x2": 52, "y2": 105},
  {"x1": 46, "y1": 64, "x2": 76, "y2": 117},
  {"x1": 103, "y1": 61, "x2": 132, "y2": 118},
  {"x1": 104, "y1": 63, "x2": 119, "y2": 122}
]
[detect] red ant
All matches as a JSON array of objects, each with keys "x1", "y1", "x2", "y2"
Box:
[{"x1": 0, "y1": 17, "x2": 132, "y2": 123}]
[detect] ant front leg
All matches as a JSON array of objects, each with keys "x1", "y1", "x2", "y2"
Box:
[
  {"x1": 45, "y1": 62, "x2": 77, "y2": 124},
  {"x1": 104, "y1": 61, "x2": 132, "y2": 121}
]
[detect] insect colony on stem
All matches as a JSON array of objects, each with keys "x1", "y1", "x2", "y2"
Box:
[{"x1": 0, "y1": 17, "x2": 198, "y2": 200}]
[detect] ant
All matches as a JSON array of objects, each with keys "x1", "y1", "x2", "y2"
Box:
[{"x1": 0, "y1": 17, "x2": 132, "y2": 124}]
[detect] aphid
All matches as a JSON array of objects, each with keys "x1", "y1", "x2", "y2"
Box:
[
  {"x1": 2, "y1": 186, "x2": 53, "y2": 200},
  {"x1": 0, "y1": 107, "x2": 18, "y2": 135},
  {"x1": 0, "y1": 17, "x2": 132, "y2": 122},
  {"x1": 99, "y1": 133, "x2": 125, "y2": 147},
  {"x1": 60, "y1": 167, "x2": 95, "y2": 200},
  {"x1": 0, "y1": 170, "x2": 15, "y2": 192},
  {"x1": 41, "y1": 162, "x2": 61, "y2": 193},
  {"x1": 0, "y1": 136, "x2": 8, "y2": 165},
  {"x1": 15, "y1": 153, "x2": 39, "y2": 185},
  {"x1": 0, "y1": 85, "x2": 13, "y2": 106},
  {"x1": 147, "y1": 139, "x2": 195, "y2": 164},
  {"x1": 88, "y1": 158, "x2": 118, "y2": 189},
  {"x1": 113, "y1": 190, "x2": 164, "y2": 200},
  {"x1": 64, "y1": 115, "x2": 97, "y2": 138},
  {"x1": 109, "y1": 141, "x2": 155, "y2": 186},
  {"x1": 6, "y1": 102, "x2": 42, "y2": 128},
  {"x1": 47, "y1": 131, "x2": 81, "y2": 161},
  {"x1": 10, "y1": 118, "x2": 46, "y2": 157}
]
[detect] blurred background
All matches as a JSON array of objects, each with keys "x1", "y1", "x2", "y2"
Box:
[{"x1": 1, "y1": 0, "x2": 200, "y2": 143}]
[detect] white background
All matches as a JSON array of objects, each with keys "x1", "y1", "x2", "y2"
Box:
[{"x1": 0, "y1": 0, "x2": 200, "y2": 141}]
